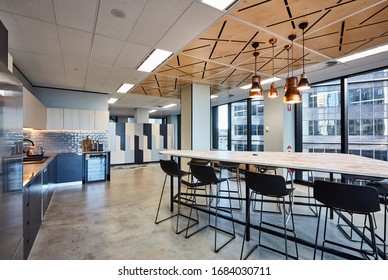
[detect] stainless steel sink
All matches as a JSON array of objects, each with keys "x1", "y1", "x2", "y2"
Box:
[{"x1": 23, "y1": 155, "x2": 49, "y2": 164}]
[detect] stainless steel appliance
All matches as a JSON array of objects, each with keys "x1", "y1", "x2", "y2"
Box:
[{"x1": 0, "y1": 61, "x2": 24, "y2": 259}]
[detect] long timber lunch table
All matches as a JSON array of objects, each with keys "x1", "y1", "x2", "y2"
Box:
[{"x1": 159, "y1": 150, "x2": 388, "y2": 258}]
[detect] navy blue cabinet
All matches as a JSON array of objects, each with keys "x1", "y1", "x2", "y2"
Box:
[
  {"x1": 56, "y1": 153, "x2": 82, "y2": 183},
  {"x1": 23, "y1": 172, "x2": 42, "y2": 259}
]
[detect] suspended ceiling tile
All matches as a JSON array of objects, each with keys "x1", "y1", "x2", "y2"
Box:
[
  {"x1": 157, "y1": 1, "x2": 223, "y2": 52},
  {"x1": 5, "y1": 0, "x2": 55, "y2": 23},
  {"x1": 21, "y1": 69, "x2": 48, "y2": 85},
  {"x1": 53, "y1": 0, "x2": 98, "y2": 32},
  {"x1": 66, "y1": 76, "x2": 86, "y2": 90},
  {"x1": 124, "y1": 69, "x2": 149, "y2": 85},
  {"x1": 9, "y1": 49, "x2": 42, "y2": 72},
  {"x1": 0, "y1": 0, "x2": 10, "y2": 11},
  {"x1": 127, "y1": 0, "x2": 192, "y2": 48},
  {"x1": 105, "y1": 67, "x2": 131, "y2": 83},
  {"x1": 0, "y1": 11, "x2": 31, "y2": 52},
  {"x1": 35, "y1": 54, "x2": 66, "y2": 83},
  {"x1": 58, "y1": 26, "x2": 92, "y2": 59},
  {"x1": 96, "y1": 0, "x2": 147, "y2": 40},
  {"x1": 91, "y1": 34, "x2": 125, "y2": 66},
  {"x1": 101, "y1": 80, "x2": 121, "y2": 93},
  {"x1": 85, "y1": 78, "x2": 105, "y2": 93},
  {"x1": 87, "y1": 63, "x2": 112, "y2": 81},
  {"x1": 114, "y1": 41, "x2": 150, "y2": 69},
  {"x1": 14, "y1": 15, "x2": 61, "y2": 56}
]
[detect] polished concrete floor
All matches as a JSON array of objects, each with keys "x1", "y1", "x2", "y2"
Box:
[{"x1": 28, "y1": 164, "x2": 387, "y2": 260}]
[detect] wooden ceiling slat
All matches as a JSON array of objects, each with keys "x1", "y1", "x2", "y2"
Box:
[
  {"x1": 360, "y1": 4, "x2": 388, "y2": 25},
  {"x1": 128, "y1": 0, "x2": 387, "y2": 100}
]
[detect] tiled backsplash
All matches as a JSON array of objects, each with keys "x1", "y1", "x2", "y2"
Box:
[{"x1": 23, "y1": 130, "x2": 108, "y2": 153}]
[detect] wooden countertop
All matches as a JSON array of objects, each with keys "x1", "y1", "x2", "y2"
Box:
[{"x1": 160, "y1": 150, "x2": 388, "y2": 179}]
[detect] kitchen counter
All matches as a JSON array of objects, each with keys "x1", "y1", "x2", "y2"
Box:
[{"x1": 22, "y1": 153, "x2": 56, "y2": 188}]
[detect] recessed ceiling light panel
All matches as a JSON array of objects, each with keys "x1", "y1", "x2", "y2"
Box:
[
  {"x1": 162, "y1": 103, "x2": 177, "y2": 108},
  {"x1": 202, "y1": 0, "x2": 235, "y2": 10},
  {"x1": 116, "y1": 83, "x2": 134, "y2": 93},
  {"x1": 108, "y1": 98, "x2": 118, "y2": 104},
  {"x1": 137, "y1": 49, "x2": 173, "y2": 73},
  {"x1": 337, "y1": 44, "x2": 388, "y2": 63}
]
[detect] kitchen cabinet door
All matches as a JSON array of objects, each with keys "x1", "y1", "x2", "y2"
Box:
[
  {"x1": 46, "y1": 108, "x2": 64, "y2": 130},
  {"x1": 23, "y1": 88, "x2": 47, "y2": 129},
  {"x1": 64, "y1": 109, "x2": 80, "y2": 130},
  {"x1": 56, "y1": 153, "x2": 82, "y2": 183},
  {"x1": 31, "y1": 94, "x2": 47, "y2": 129},
  {"x1": 94, "y1": 110, "x2": 109, "y2": 131},
  {"x1": 23, "y1": 87, "x2": 32, "y2": 128},
  {"x1": 23, "y1": 173, "x2": 42, "y2": 259},
  {"x1": 79, "y1": 109, "x2": 94, "y2": 130}
]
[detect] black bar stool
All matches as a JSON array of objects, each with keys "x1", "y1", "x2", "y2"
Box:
[
  {"x1": 313, "y1": 180, "x2": 381, "y2": 260},
  {"x1": 240, "y1": 171, "x2": 298, "y2": 260},
  {"x1": 367, "y1": 180, "x2": 388, "y2": 258},
  {"x1": 217, "y1": 161, "x2": 243, "y2": 210},
  {"x1": 185, "y1": 163, "x2": 236, "y2": 253},
  {"x1": 155, "y1": 159, "x2": 194, "y2": 234}
]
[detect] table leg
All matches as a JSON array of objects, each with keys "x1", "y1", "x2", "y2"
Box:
[
  {"x1": 330, "y1": 172, "x2": 334, "y2": 219},
  {"x1": 170, "y1": 155, "x2": 174, "y2": 212},
  {"x1": 245, "y1": 182, "x2": 250, "y2": 241}
]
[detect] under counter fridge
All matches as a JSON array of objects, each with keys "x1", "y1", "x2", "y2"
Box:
[
  {"x1": 82, "y1": 152, "x2": 110, "y2": 183},
  {"x1": 0, "y1": 61, "x2": 24, "y2": 260}
]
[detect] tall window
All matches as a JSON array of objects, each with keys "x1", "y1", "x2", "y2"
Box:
[
  {"x1": 302, "y1": 80, "x2": 341, "y2": 152},
  {"x1": 348, "y1": 69, "x2": 388, "y2": 161},
  {"x1": 301, "y1": 68, "x2": 388, "y2": 182},
  {"x1": 231, "y1": 101, "x2": 248, "y2": 151},
  {"x1": 251, "y1": 99, "x2": 264, "y2": 151},
  {"x1": 217, "y1": 105, "x2": 228, "y2": 150},
  {"x1": 302, "y1": 80, "x2": 341, "y2": 180}
]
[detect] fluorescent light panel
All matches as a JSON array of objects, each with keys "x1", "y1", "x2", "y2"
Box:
[
  {"x1": 138, "y1": 49, "x2": 173, "y2": 72},
  {"x1": 117, "y1": 83, "x2": 134, "y2": 93},
  {"x1": 211, "y1": 95, "x2": 218, "y2": 99},
  {"x1": 149, "y1": 109, "x2": 157, "y2": 113},
  {"x1": 162, "y1": 103, "x2": 177, "y2": 108},
  {"x1": 337, "y1": 44, "x2": 388, "y2": 63},
  {"x1": 108, "y1": 98, "x2": 118, "y2": 104},
  {"x1": 202, "y1": 0, "x2": 235, "y2": 10}
]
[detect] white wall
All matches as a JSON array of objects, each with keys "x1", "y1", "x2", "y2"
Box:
[{"x1": 192, "y1": 83, "x2": 210, "y2": 150}]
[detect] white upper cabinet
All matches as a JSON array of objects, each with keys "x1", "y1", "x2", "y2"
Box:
[
  {"x1": 23, "y1": 87, "x2": 47, "y2": 129},
  {"x1": 94, "y1": 111, "x2": 109, "y2": 131},
  {"x1": 63, "y1": 109, "x2": 80, "y2": 130},
  {"x1": 79, "y1": 110, "x2": 95, "y2": 130},
  {"x1": 46, "y1": 108, "x2": 64, "y2": 130},
  {"x1": 46, "y1": 108, "x2": 108, "y2": 131}
]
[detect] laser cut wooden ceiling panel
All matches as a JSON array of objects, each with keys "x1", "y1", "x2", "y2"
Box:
[{"x1": 130, "y1": 0, "x2": 388, "y2": 98}]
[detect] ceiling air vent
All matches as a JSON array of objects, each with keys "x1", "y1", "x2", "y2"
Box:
[{"x1": 325, "y1": 60, "x2": 338, "y2": 67}]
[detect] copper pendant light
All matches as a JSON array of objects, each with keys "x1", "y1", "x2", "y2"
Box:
[
  {"x1": 284, "y1": 34, "x2": 302, "y2": 104},
  {"x1": 268, "y1": 38, "x2": 279, "y2": 98},
  {"x1": 297, "y1": 22, "x2": 311, "y2": 91},
  {"x1": 249, "y1": 42, "x2": 263, "y2": 99},
  {"x1": 283, "y1": 44, "x2": 292, "y2": 93}
]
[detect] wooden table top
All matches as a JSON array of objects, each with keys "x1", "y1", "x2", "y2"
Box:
[{"x1": 160, "y1": 150, "x2": 388, "y2": 179}]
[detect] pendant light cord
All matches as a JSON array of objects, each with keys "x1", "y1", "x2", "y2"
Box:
[{"x1": 272, "y1": 43, "x2": 275, "y2": 80}]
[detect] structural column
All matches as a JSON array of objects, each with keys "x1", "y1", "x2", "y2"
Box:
[
  {"x1": 180, "y1": 84, "x2": 211, "y2": 169},
  {"x1": 134, "y1": 108, "x2": 149, "y2": 123}
]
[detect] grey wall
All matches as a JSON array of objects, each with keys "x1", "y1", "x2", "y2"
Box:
[{"x1": 34, "y1": 87, "x2": 108, "y2": 111}]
